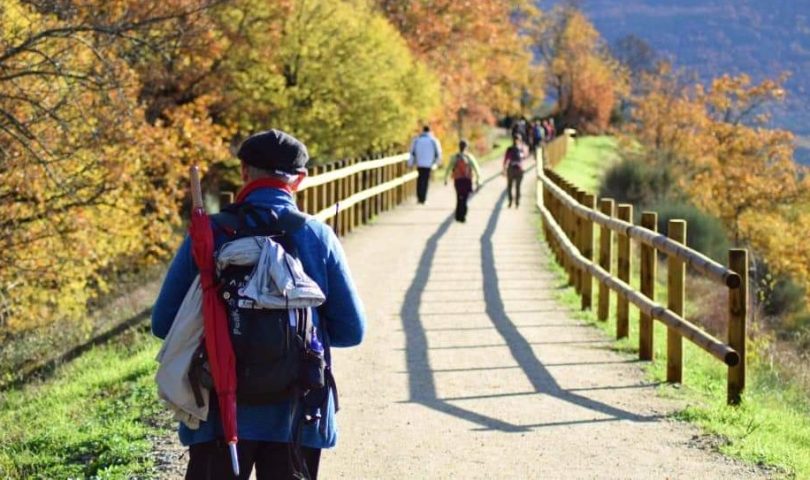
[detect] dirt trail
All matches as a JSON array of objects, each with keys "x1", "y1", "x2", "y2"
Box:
[
  {"x1": 318, "y1": 159, "x2": 767, "y2": 479},
  {"x1": 157, "y1": 157, "x2": 768, "y2": 479}
]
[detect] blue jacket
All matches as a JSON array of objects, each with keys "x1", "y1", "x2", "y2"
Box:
[{"x1": 151, "y1": 186, "x2": 366, "y2": 448}]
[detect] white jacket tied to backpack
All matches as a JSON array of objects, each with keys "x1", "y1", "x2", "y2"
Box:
[
  {"x1": 408, "y1": 132, "x2": 442, "y2": 168},
  {"x1": 155, "y1": 235, "x2": 325, "y2": 428}
]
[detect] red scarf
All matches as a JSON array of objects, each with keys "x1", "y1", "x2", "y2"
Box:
[{"x1": 235, "y1": 178, "x2": 293, "y2": 203}]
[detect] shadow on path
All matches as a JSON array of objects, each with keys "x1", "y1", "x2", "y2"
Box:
[
  {"x1": 399, "y1": 179, "x2": 659, "y2": 432},
  {"x1": 479, "y1": 191, "x2": 655, "y2": 429}
]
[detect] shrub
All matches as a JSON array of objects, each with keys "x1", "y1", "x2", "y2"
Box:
[
  {"x1": 764, "y1": 276, "x2": 807, "y2": 318},
  {"x1": 652, "y1": 201, "x2": 731, "y2": 263},
  {"x1": 599, "y1": 157, "x2": 675, "y2": 207}
]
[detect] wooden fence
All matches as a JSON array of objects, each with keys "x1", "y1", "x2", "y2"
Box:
[
  {"x1": 296, "y1": 153, "x2": 416, "y2": 236},
  {"x1": 537, "y1": 136, "x2": 748, "y2": 405}
]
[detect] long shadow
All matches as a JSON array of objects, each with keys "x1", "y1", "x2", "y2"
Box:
[
  {"x1": 399, "y1": 168, "x2": 536, "y2": 432},
  {"x1": 400, "y1": 212, "x2": 531, "y2": 432},
  {"x1": 480, "y1": 191, "x2": 652, "y2": 428},
  {"x1": 399, "y1": 170, "x2": 654, "y2": 433}
]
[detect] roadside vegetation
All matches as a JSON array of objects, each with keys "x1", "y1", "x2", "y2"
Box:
[
  {"x1": 0, "y1": 0, "x2": 542, "y2": 358},
  {"x1": 547, "y1": 136, "x2": 810, "y2": 479},
  {"x1": 0, "y1": 330, "x2": 167, "y2": 479}
]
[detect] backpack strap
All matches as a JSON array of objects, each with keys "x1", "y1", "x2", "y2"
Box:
[
  {"x1": 212, "y1": 203, "x2": 310, "y2": 239},
  {"x1": 276, "y1": 209, "x2": 309, "y2": 235}
]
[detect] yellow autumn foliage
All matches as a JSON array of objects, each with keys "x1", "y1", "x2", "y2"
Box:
[
  {"x1": 0, "y1": 0, "x2": 442, "y2": 334},
  {"x1": 631, "y1": 66, "x2": 810, "y2": 307}
]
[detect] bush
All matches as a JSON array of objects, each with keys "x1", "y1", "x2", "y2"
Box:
[
  {"x1": 764, "y1": 276, "x2": 807, "y2": 317},
  {"x1": 599, "y1": 158, "x2": 675, "y2": 207},
  {"x1": 652, "y1": 201, "x2": 731, "y2": 263}
]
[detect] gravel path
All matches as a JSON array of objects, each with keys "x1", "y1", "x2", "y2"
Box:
[
  {"x1": 319, "y1": 159, "x2": 768, "y2": 479},
  {"x1": 158, "y1": 158, "x2": 769, "y2": 479}
]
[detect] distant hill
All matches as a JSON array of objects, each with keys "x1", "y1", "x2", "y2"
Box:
[{"x1": 539, "y1": 0, "x2": 810, "y2": 165}]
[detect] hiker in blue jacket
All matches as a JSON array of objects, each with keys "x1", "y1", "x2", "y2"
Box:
[
  {"x1": 152, "y1": 129, "x2": 366, "y2": 480},
  {"x1": 407, "y1": 125, "x2": 442, "y2": 204}
]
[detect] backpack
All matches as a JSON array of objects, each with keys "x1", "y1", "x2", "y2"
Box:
[
  {"x1": 506, "y1": 146, "x2": 524, "y2": 169},
  {"x1": 188, "y1": 203, "x2": 333, "y2": 416},
  {"x1": 452, "y1": 153, "x2": 472, "y2": 179}
]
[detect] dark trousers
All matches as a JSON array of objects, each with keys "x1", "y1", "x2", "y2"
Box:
[
  {"x1": 454, "y1": 178, "x2": 473, "y2": 222},
  {"x1": 185, "y1": 440, "x2": 321, "y2": 480},
  {"x1": 416, "y1": 167, "x2": 432, "y2": 203},
  {"x1": 506, "y1": 166, "x2": 524, "y2": 207}
]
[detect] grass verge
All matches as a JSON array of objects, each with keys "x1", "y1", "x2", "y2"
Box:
[
  {"x1": 0, "y1": 329, "x2": 168, "y2": 479},
  {"x1": 552, "y1": 135, "x2": 619, "y2": 193},
  {"x1": 546, "y1": 135, "x2": 810, "y2": 479}
]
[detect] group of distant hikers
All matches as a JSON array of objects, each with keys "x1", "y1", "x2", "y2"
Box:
[
  {"x1": 408, "y1": 118, "x2": 555, "y2": 222},
  {"x1": 512, "y1": 116, "x2": 556, "y2": 157},
  {"x1": 151, "y1": 121, "x2": 551, "y2": 479}
]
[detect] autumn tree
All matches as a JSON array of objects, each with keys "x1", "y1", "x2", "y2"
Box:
[
  {"x1": 630, "y1": 68, "x2": 810, "y2": 308},
  {"x1": 377, "y1": 0, "x2": 541, "y2": 146},
  {"x1": 0, "y1": 0, "x2": 229, "y2": 331},
  {"x1": 532, "y1": 6, "x2": 628, "y2": 133},
  {"x1": 220, "y1": 0, "x2": 439, "y2": 161},
  {"x1": 0, "y1": 0, "x2": 442, "y2": 334}
]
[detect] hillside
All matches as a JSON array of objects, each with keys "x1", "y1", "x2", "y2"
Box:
[{"x1": 540, "y1": 0, "x2": 810, "y2": 164}]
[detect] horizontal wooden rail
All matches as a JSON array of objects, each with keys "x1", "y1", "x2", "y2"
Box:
[
  {"x1": 537, "y1": 142, "x2": 748, "y2": 405},
  {"x1": 311, "y1": 171, "x2": 418, "y2": 222},
  {"x1": 293, "y1": 153, "x2": 416, "y2": 236},
  {"x1": 538, "y1": 203, "x2": 740, "y2": 366},
  {"x1": 541, "y1": 170, "x2": 740, "y2": 288},
  {"x1": 298, "y1": 154, "x2": 409, "y2": 190}
]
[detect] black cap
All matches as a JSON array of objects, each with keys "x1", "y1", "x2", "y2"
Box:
[{"x1": 236, "y1": 129, "x2": 309, "y2": 174}]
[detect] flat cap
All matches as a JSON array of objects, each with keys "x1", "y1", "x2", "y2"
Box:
[{"x1": 236, "y1": 129, "x2": 309, "y2": 174}]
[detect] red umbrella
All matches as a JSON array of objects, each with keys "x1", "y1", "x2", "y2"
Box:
[{"x1": 189, "y1": 166, "x2": 240, "y2": 476}]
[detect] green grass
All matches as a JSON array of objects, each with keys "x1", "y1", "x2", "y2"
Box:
[
  {"x1": 552, "y1": 136, "x2": 619, "y2": 193},
  {"x1": 545, "y1": 255, "x2": 810, "y2": 478},
  {"x1": 546, "y1": 135, "x2": 810, "y2": 479},
  {"x1": 0, "y1": 329, "x2": 168, "y2": 479}
]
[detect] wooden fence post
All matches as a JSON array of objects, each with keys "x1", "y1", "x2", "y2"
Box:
[
  {"x1": 394, "y1": 162, "x2": 404, "y2": 205},
  {"x1": 308, "y1": 166, "x2": 318, "y2": 216},
  {"x1": 567, "y1": 185, "x2": 577, "y2": 288},
  {"x1": 639, "y1": 211, "x2": 657, "y2": 361},
  {"x1": 551, "y1": 182, "x2": 560, "y2": 261},
  {"x1": 388, "y1": 162, "x2": 393, "y2": 208},
  {"x1": 381, "y1": 161, "x2": 388, "y2": 212},
  {"x1": 581, "y1": 193, "x2": 595, "y2": 310},
  {"x1": 318, "y1": 165, "x2": 325, "y2": 216},
  {"x1": 667, "y1": 219, "x2": 686, "y2": 383},
  {"x1": 358, "y1": 158, "x2": 365, "y2": 226},
  {"x1": 373, "y1": 156, "x2": 381, "y2": 217},
  {"x1": 564, "y1": 184, "x2": 576, "y2": 287},
  {"x1": 728, "y1": 249, "x2": 748, "y2": 405},
  {"x1": 321, "y1": 164, "x2": 330, "y2": 228},
  {"x1": 339, "y1": 159, "x2": 347, "y2": 236},
  {"x1": 363, "y1": 157, "x2": 374, "y2": 224},
  {"x1": 598, "y1": 198, "x2": 614, "y2": 321},
  {"x1": 348, "y1": 159, "x2": 356, "y2": 232},
  {"x1": 574, "y1": 189, "x2": 584, "y2": 295},
  {"x1": 616, "y1": 204, "x2": 633, "y2": 339}
]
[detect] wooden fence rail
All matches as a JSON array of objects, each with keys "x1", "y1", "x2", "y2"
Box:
[
  {"x1": 296, "y1": 153, "x2": 416, "y2": 236},
  {"x1": 537, "y1": 135, "x2": 749, "y2": 405}
]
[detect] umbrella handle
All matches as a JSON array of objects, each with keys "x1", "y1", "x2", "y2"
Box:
[
  {"x1": 228, "y1": 441, "x2": 240, "y2": 476},
  {"x1": 190, "y1": 165, "x2": 204, "y2": 210}
]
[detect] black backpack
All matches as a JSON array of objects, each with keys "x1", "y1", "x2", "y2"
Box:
[{"x1": 189, "y1": 203, "x2": 334, "y2": 418}]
